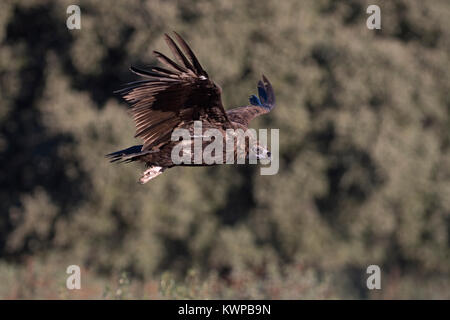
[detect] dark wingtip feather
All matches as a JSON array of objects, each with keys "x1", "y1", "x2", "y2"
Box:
[
  {"x1": 260, "y1": 74, "x2": 275, "y2": 110},
  {"x1": 164, "y1": 33, "x2": 196, "y2": 74},
  {"x1": 257, "y1": 80, "x2": 267, "y2": 104},
  {"x1": 130, "y1": 65, "x2": 165, "y2": 78},
  {"x1": 153, "y1": 50, "x2": 188, "y2": 73},
  {"x1": 249, "y1": 94, "x2": 262, "y2": 106},
  {"x1": 172, "y1": 31, "x2": 208, "y2": 78}
]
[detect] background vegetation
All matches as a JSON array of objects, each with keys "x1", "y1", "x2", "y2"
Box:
[{"x1": 0, "y1": 0, "x2": 449, "y2": 299}]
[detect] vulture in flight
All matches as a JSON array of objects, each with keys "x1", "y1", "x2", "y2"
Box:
[{"x1": 107, "y1": 32, "x2": 276, "y2": 183}]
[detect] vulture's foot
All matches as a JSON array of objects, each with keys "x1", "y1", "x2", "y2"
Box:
[{"x1": 139, "y1": 166, "x2": 166, "y2": 184}]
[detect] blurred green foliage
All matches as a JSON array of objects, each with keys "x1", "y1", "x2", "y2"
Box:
[{"x1": 0, "y1": 0, "x2": 449, "y2": 299}]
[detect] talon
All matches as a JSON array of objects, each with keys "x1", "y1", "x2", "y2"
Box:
[{"x1": 139, "y1": 166, "x2": 166, "y2": 184}]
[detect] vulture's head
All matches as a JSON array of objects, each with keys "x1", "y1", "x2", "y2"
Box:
[{"x1": 248, "y1": 143, "x2": 271, "y2": 161}]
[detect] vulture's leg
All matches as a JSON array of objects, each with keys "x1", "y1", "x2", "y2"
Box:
[{"x1": 139, "y1": 166, "x2": 166, "y2": 184}]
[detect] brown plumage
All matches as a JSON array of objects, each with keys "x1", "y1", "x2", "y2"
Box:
[{"x1": 107, "y1": 32, "x2": 276, "y2": 183}]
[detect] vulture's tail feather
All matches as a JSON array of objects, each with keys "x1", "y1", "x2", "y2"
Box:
[{"x1": 106, "y1": 145, "x2": 152, "y2": 163}]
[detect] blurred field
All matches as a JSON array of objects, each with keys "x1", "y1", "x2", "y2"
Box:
[{"x1": 0, "y1": 0, "x2": 449, "y2": 299}]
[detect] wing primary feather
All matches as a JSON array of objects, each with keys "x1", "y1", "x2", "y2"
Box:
[
  {"x1": 123, "y1": 79, "x2": 154, "y2": 86},
  {"x1": 172, "y1": 31, "x2": 208, "y2": 77},
  {"x1": 151, "y1": 66, "x2": 179, "y2": 76},
  {"x1": 129, "y1": 66, "x2": 176, "y2": 79},
  {"x1": 153, "y1": 50, "x2": 187, "y2": 73},
  {"x1": 247, "y1": 75, "x2": 276, "y2": 112},
  {"x1": 257, "y1": 80, "x2": 267, "y2": 104},
  {"x1": 164, "y1": 34, "x2": 196, "y2": 74},
  {"x1": 262, "y1": 74, "x2": 275, "y2": 107},
  {"x1": 249, "y1": 95, "x2": 262, "y2": 106}
]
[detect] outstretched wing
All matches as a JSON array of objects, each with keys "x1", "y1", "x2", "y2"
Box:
[
  {"x1": 116, "y1": 32, "x2": 232, "y2": 151},
  {"x1": 226, "y1": 75, "x2": 276, "y2": 126}
]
